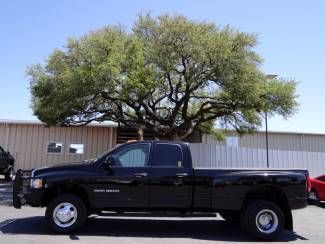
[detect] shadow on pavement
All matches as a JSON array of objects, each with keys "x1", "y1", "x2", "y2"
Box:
[{"x1": 0, "y1": 216, "x2": 308, "y2": 242}]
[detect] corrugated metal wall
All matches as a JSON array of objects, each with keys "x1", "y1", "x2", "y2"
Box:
[
  {"x1": 189, "y1": 144, "x2": 325, "y2": 177},
  {"x1": 0, "y1": 123, "x2": 117, "y2": 170},
  {"x1": 203, "y1": 132, "x2": 325, "y2": 153}
]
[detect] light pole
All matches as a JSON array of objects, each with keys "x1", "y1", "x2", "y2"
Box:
[{"x1": 265, "y1": 74, "x2": 278, "y2": 168}]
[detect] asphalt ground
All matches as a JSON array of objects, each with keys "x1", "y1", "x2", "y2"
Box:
[{"x1": 0, "y1": 177, "x2": 324, "y2": 244}]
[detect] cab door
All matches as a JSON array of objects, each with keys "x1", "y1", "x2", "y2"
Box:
[
  {"x1": 149, "y1": 143, "x2": 193, "y2": 209},
  {"x1": 93, "y1": 143, "x2": 151, "y2": 208}
]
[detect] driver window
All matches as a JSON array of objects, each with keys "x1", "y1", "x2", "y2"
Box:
[{"x1": 114, "y1": 144, "x2": 150, "y2": 167}]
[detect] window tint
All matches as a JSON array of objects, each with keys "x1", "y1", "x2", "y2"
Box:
[
  {"x1": 115, "y1": 143, "x2": 150, "y2": 167},
  {"x1": 47, "y1": 142, "x2": 63, "y2": 154},
  {"x1": 153, "y1": 144, "x2": 183, "y2": 167},
  {"x1": 69, "y1": 144, "x2": 84, "y2": 154}
]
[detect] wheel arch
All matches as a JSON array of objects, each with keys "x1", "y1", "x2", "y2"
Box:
[
  {"x1": 242, "y1": 185, "x2": 293, "y2": 231},
  {"x1": 41, "y1": 183, "x2": 91, "y2": 210}
]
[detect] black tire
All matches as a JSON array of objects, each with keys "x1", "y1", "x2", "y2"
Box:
[
  {"x1": 219, "y1": 211, "x2": 240, "y2": 223},
  {"x1": 241, "y1": 200, "x2": 284, "y2": 240},
  {"x1": 45, "y1": 194, "x2": 87, "y2": 233},
  {"x1": 4, "y1": 167, "x2": 14, "y2": 181}
]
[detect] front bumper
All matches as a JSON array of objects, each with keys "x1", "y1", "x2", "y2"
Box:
[{"x1": 13, "y1": 169, "x2": 45, "y2": 208}]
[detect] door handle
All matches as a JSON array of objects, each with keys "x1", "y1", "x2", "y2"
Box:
[
  {"x1": 134, "y1": 173, "x2": 148, "y2": 178},
  {"x1": 176, "y1": 173, "x2": 188, "y2": 178}
]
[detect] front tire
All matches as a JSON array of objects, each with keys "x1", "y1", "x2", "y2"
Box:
[
  {"x1": 45, "y1": 194, "x2": 87, "y2": 233},
  {"x1": 4, "y1": 167, "x2": 14, "y2": 181},
  {"x1": 241, "y1": 200, "x2": 284, "y2": 240}
]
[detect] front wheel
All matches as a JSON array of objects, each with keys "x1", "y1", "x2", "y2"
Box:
[
  {"x1": 4, "y1": 167, "x2": 14, "y2": 181},
  {"x1": 45, "y1": 194, "x2": 87, "y2": 233},
  {"x1": 241, "y1": 200, "x2": 284, "y2": 240}
]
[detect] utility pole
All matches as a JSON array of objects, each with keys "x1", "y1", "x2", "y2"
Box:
[
  {"x1": 265, "y1": 111, "x2": 269, "y2": 168},
  {"x1": 265, "y1": 74, "x2": 278, "y2": 168}
]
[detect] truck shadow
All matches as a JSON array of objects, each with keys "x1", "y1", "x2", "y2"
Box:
[{"x1": 0, "y1": 216, "x2": 308, "y2": 242}]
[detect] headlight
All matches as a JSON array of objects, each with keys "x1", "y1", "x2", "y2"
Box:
[{"x1": 30, "y1": 179, "x2": 44, "y2": 188}]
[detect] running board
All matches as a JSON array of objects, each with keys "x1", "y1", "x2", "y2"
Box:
[{"x1": 96, "y1": 211, "x2": 217, "y2": 218}]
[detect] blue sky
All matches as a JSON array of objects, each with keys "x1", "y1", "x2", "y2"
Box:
[{"x1": 1, "y1": 0, "x2": 324, "y2": 133}]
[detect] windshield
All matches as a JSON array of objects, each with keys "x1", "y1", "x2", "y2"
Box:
[{"x1": 93, "y1": 144, "x2": 122, "y2": 162}]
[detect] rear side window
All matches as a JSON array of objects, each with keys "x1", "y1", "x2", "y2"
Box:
[{"x1": 153, "y1": 143, "x2": 183, "y2": 167}]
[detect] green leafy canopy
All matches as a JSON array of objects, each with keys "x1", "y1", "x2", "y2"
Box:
[{"x1": 28, "y1": 14, "x2": 298, "y2": 140}]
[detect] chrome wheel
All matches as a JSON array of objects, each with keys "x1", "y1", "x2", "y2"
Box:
[
  {"x1": 255, "y1": 209, "x2": 278, "y2": 234},
  {"x1": 53, "y1": 202, "x2": 78, "y2": 228}
]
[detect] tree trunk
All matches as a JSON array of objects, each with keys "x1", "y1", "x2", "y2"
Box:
[{"x1": 137, "y1": 125, "x2": 144, "y2": 141}]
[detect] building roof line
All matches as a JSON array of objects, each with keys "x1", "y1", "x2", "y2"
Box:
[{"x1": 0, "y1": 119, "x2": 118, "y2": 128}]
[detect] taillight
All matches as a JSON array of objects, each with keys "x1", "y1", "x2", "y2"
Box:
[{"x1": 306, "y1": 176, "x2": 311, "y2": 193}]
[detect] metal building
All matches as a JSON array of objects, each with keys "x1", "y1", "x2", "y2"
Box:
[
  {"x1": 203, "y1": 131, "x2": 325, "y2": 153},
  {"x1": 0, "y1": 120, "x2": 117, "y2": 170},
  {"x1": 1, "y1": 119, "x2": 325, "y2": 171}
]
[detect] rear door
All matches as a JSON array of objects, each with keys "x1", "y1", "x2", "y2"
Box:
[{"x1": 149, "y1": 142, "x2": 193, "y2": 208}]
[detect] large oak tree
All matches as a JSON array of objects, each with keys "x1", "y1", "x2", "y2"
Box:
[{"x1": 28, "y1": 14, "x2": 298, "y2": 140}]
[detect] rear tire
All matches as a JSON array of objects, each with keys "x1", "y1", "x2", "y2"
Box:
[
  {"x1": 45, "y1": 194, "x2": 87, "y2": 233},
  {"x1": 241, "y1": 200, "x2": 284, "y2": 240}
]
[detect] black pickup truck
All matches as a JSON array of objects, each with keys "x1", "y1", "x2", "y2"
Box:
[{"x1": 13, "y1": 141, "x2": 310, "y2": 240}]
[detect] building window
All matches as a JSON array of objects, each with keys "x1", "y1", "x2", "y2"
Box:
[
  {"x1": 226, "y1": 137, "x2": 239, "y2": 147},
  {"x1": 47, "y1": 142, "x2": 63, "y2": 154},
  {"x1": 69, "y1": 144, "x2": 84, "y2": 154}
]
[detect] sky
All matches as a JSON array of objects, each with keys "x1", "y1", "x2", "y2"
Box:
[{"x1": 1, "y1": 0, "x2": 325, "y2": 133}]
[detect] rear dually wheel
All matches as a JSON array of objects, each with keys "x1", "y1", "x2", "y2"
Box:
[{"x1": 241, "y1": 200, "x2": 284, "y2": 240}]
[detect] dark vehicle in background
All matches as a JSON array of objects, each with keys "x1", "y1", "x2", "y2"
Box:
[
  {"x1": 309, "y1": 174, "x2": 325, "y2": 202},
  {"x1": 13, "y1": 141, "x2": 309, "y2": 240},
  {"x1": 0, "y1": 145, "x2": 14, "y2": 181}
]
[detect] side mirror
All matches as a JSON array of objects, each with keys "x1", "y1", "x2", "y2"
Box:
[{"x1": 104, "y1": 155, "x2": 116, "y2": 168}]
